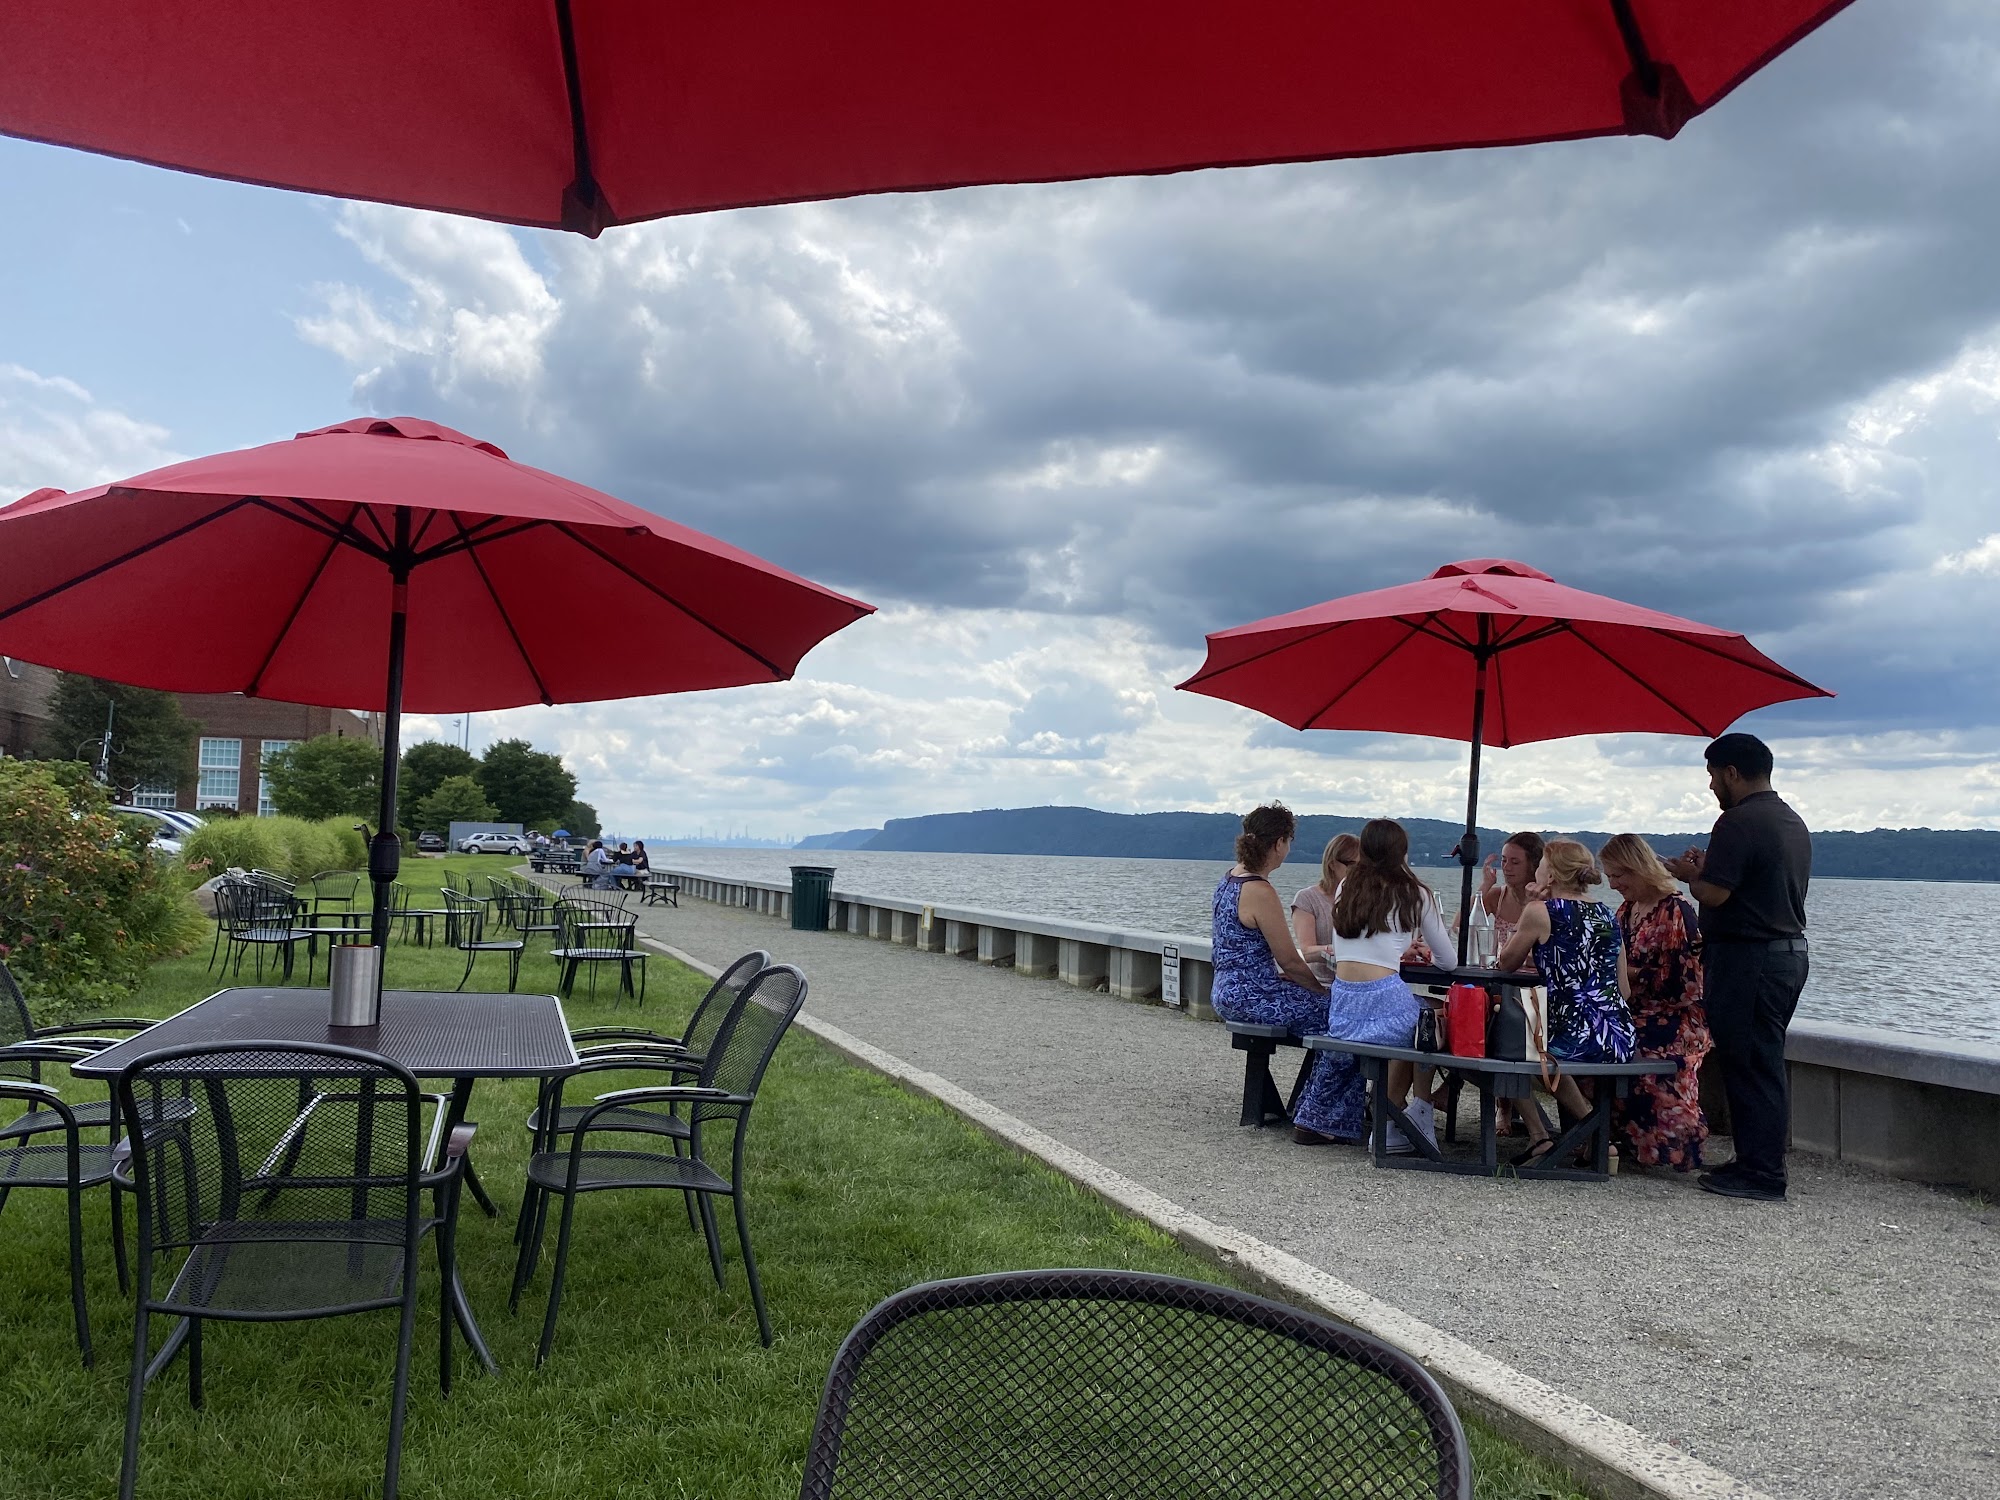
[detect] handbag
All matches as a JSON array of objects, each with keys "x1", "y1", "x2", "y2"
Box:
[
  {"x1": 1445, "y1": 983, "x2": 1488, "y2": 1057},
  {"x1": 1414, "y1": 1007, "x2": 1445, "y2": 1054},
  {"x1": 1490, "y1": 984, "x2": 1557, "y2": 1088}
]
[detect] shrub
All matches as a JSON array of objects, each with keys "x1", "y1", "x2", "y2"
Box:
[
  {"x1": 181, "y1": 815, "x2": 364, "y2": 881},
  {"x1": 0, "y1": 759, "x2": 204, "y2": 1014}
]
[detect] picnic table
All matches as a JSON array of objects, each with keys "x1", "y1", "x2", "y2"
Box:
[
  {"x1": 73, "y1": 986, "x2": 579, "y2": 1372},
  {"x1": 641, "y1": 874, "x2": 679, "y2": 907}
]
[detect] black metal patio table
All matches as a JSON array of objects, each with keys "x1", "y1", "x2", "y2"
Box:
[{"x1": 74, "y1": 986, "x2": 578, "y2": 1373}]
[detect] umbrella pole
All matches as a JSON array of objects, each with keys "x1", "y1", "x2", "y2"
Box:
[
  {"x1": 368, "y1": 520, "x2": 411, "y2": 956},
  {"x1": 1455, "y1": 626, "x2": 1491, "y2": 966}
]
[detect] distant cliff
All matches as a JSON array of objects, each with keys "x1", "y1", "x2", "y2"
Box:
[{"x1": 803, "y1": 806, "x2": 2000, "y2": 881}]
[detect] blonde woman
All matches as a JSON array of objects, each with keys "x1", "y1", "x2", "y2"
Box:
[
  {"x1": 1495, "y1": 839, "x2": 1635, "y2": 1166},
  {"x1": 1601, "y1": 833, "x2": 1709, "y2": 1171},
  {"x1": 1292, "y1": 833, "x2": 1360, "y2": 986}
]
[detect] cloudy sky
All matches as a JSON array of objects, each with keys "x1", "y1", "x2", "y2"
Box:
[{"x1": 5, "y1": 2, "x2": 2000, "y2": 841}]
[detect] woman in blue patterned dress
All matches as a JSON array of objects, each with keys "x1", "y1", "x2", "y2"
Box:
[
  {"x1": 1495, "y1": 839, "x2": 1635, "y2": 1166},
  {"x1": 1208, "y1": 804, "x2": 1343, "y2": 1144}
]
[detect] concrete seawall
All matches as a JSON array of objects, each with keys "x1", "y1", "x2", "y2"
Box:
[{"x1": 658, "y1": 863, "x2": 2000, "y2": 1195}]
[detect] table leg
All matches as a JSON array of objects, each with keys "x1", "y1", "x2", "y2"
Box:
[
  {"x1": 437, "y1": 1077, "x2": 500, "y2": 1376},
  {"x1": 1367, "y1": 1058, "x2": 1389, "y2": 1163},
  {"x1": 1478, "y1": 1080, "x2": 1497, "y2": 1171}
]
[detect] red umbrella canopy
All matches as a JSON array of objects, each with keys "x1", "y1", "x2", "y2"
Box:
[
  {"x1": 0, "y1": 417, "x2": 874, "y2": 713},
  {"x1": 1178, "y1": 559, "x2": 1830, "y2": 747},
  {"x1": 0, "y1": 1, "x2": 1856, "y2": 235}
]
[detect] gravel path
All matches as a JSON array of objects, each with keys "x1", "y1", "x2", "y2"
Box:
[{"x1": 623, "y1": 894, "x2": 2000, "y2": 1500}]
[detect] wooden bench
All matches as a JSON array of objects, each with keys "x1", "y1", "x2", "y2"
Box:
[
  {"x1": 641, "y1": 875, "x2": 680, "y2": 907},
  {"x1": 1303, "y1": 1037, "x2": 1676, "y2": 1181}
]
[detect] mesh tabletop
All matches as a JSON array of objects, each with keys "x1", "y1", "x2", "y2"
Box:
[{"x1": 71, "y1": 988, "x2": 577, "y2": 1080}]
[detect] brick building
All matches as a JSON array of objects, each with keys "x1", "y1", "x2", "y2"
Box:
[
  {"x1": 163, "y1": 694, "x2": 380, "y2": 816},
  {"x1": 0, "y1": 663, "x2": 378, "y2": 815}
]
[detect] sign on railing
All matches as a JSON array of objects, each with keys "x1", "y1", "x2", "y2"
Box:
[{"x1": 1162, "y1": 944, "x2": 1182, "y2": 1008}]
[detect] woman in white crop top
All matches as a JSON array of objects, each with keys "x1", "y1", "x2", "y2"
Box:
[{"x1": 1302, "y1": 818, "x2": 1451, "y2": 1150}]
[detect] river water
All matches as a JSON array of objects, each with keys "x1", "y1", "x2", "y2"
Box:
[{"x1": 652, "y1": 846, "x2": 1997, "y2": 1045}]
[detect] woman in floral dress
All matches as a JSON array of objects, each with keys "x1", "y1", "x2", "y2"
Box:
[
  {"x1": 1600, "y1": 833, "x2": 1710, "y2": 1171},
  {"x1": 1495, "y1": 839, "x2": 1635, "y2": 1166}
]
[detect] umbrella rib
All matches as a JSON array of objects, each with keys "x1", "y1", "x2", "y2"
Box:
[
  {"x1": 1181, "y1": 617, "x2": 1355, "y2": 687},
  {"x1": 412, "y1": 517, "x2": 547, "y2": 566},
  {"x1": 249, "y1": 496, "x2": 391, "y2": 561},
  {"x1": 0, "y1": 495, "x2": 261, "y2": 624},
  {"x1": 1643, "y1": 628, "x2": 1829, "y2": 692},
  {"x1": 452, "y1": 514, "x2": 554, "y2": 704},
  {"x1": 553, "y1": 523, "x2": 787, "y2": 678},
  {"x1": 1489, "y1": 620, "x2": 1567, "y2": 653},
  {"x1": 1555, "y1": 623, "x2": 1713, "y2": 734},
  {"x1": 1296, "y1": 615, "x2": 1434, "y2": 728},
  {"x1": 244, "y1": 521, "x2": 348, "y2": 697}
]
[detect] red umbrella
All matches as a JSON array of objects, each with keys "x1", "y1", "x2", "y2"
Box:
[
  {"x1": 1177, "y1": 558, "x2": 1830, "y2": 957},
  {"x1": 0, "y1": 415, "x2": 874, "y2": 946},
  {"x1": 1, "y1": 1, "x2": 1856, "y2": 235}
]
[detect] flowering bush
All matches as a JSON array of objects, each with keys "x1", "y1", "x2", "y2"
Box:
[{"x1": 0, "y1": 759, "x2": 204, "y2": 1014}]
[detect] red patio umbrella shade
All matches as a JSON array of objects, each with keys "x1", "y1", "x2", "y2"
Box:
[
  {"x1": 0, "y1": 416, "x2": 875, "y2": 947},
  {"x1": 1177, "y1": 558, "x2": 1831, "y2": 958},
  {"x1": 0, "y1": 1, "x2": 1857, "y2": 235}
]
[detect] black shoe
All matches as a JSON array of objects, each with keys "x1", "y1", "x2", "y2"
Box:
[{"x1": 1699, "y1": 1172, "x2": 1785, "y2": 1202}]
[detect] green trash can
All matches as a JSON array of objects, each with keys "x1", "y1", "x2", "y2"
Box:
[{"x1": 790, "y1": 865, "x2": 835, "y2": 931}]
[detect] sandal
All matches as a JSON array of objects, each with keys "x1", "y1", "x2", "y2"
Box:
[{"x1": 1510, "y1": 1139, "x2": 1557, "y2": 1168}]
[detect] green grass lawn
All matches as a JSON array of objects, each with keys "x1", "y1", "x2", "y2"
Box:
[{"x1": 0, "y1": 855, "x2": 1592, "y2": 1499}]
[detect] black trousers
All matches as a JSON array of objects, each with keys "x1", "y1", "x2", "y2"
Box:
[{"x1": 1702, "y1": 941, "x2": 1809, "y2": 1190}]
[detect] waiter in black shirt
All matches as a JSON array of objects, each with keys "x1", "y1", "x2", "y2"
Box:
[{"x1": 1664, "y1": 733, "x2": 1811, "y2": 1202}]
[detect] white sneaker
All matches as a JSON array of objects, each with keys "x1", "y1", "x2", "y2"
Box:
[
  {"x1": 1402, "y1": 1097, "x2": 1438, "y2": 1154},
  {"x1": 1383, "y1": 1121, "x2": 1416, "y2": 1155}
]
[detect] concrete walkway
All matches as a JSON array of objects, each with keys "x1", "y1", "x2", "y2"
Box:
[{"x1": 619, "y1": 894, "x2": 1998, "y2": 1500}]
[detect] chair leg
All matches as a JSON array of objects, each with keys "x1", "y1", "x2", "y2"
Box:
[
  {"x1": 383, "y1": 1278, "x2": 420, "y2": 1500},
  {"x1": 507, "y1": 948, "x2": 521, "y2": 992},
  {"x1": 437, "y1": 1215, "x2": 458, "y2": 1396},
  {"x1": 457, "y1": 948, "x2": 474, "y2": 993},
  {"x1": 695, "y1": 1194, "x2": 725, "y2": 1286},
  {"x1": 110, "y1": 1179, "x2": 130, "y2": 1294},
  {"x1": 66, "y1": 1179, "x2": 93, "y2": 1367},
  {"x1": 119, "y1": 1306, "x2": 150, "y2": 1500},
  {"x1": 731, "y1": 1190, "x2": 773, "y2": 1347},
  {"x1": 187, "y1": 1317, "x2": 203, "y2": 1410},
  {"x1": 536, "y1": 1191, "x2": 582, "y2": 1367},
  {"x1": 509, "y1": 1186, "x2": 541, "y2": 1310}
]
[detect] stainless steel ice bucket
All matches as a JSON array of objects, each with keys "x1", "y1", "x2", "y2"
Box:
[{"x1": 328, "y1": 943, "x2": 383, "y2": 1028}]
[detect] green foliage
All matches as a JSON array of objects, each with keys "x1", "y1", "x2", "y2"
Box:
[
  {"x1": 477, "y1": 737, "x2": 576, "y2": 827},
  {"x1": 180, "y1": 814, "x2": 357, "y2": 881},
  {"x1": 555, "y1": 798, "x2": 601, "y2": 839},
  {"x1": 400, "y1": 740, "x2": 479, "y2": 814},
  {"x1": 0, "y1": 759, "x2": 202, "y2": 1012},
  {"x1": 37, "y1": 675, "x2": 198, "y2": 797},
  {"x1": 414, "y1": 773, "x2": 497, "y2": 834},
  {"x1": 261, "y1": 733, "x2": 380, "y2": 821},
  {"x1": 319, "y1": 818, "x2": 368, "y2": 870}
]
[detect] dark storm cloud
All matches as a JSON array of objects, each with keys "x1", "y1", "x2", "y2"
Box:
[{"x1": 324, "y1": 0, "x2": 2000, "y2": 734}]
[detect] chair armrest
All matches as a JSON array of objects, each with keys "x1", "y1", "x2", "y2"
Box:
[
  {"x1": 0, "y1": 1078, "x2": 65, "y2": 1106},
  {"x1": 590, "y1": 1086, "x2": 745, "y2": 1107},
  {"x1": 1, "y1": 1041, "x2": 95, "y2": 1064},
  {"x1": 445, "y1": 1122, "x2": 476, "y2": 1160},
  {"x1": 571, "y1": 1025, "x2": 686, "y2": 1045},
  {"x1": 48, "y1": 1017, "x2": 154, "y2": 1033},
  {"x1": 576, "y1": 1040, "x2": 690, "y2": 1060},
  {"x1": 110, "y1": 1136, "x2": 135, "y2": 1188}
]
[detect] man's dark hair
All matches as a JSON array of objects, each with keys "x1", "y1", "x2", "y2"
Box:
[{"x1": 1705, "y1": 732, "x2": 1773, "y2": 781}]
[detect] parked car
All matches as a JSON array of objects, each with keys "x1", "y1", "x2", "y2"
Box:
[
  {"x1": 110, "y1": 805, "x2": 185, "y2": 856},
  {"x1": 458, "y1": 831, "x2": 532, "y2": 855},
  {"x1": 415, "y1": 830, "x2": 447, "y2": 852}
]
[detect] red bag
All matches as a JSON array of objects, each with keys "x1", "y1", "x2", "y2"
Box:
[{"x1": 1446, "y1": 983, "x2": 1488, "y2": 1057}]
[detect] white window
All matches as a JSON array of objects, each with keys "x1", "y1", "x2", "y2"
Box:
[
  {"x1": 197, "y1": 737, "x2": 241, "y2": 809},
  {"x1": 257, "y1": 740, "x2": 298, "y2": 818},
  {"x1": 132, "y1": 778, "x2": 178, "y2": 810}
]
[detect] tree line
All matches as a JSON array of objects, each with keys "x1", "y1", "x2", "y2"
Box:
[{"x1": 27, "y1": 673, "x2": 598, "y2": 838}]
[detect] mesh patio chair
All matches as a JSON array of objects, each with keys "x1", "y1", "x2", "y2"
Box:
[
  {"x1": 798, "y1": 1269, "x2": 1473, "y2": 1500},
  {"x1": 509, "y1": 881, "x2": 566, "y2": 947},
  {"x1": 111, "y1": 1041, "x2": 476, "y2": 1500},
  {"x1": 557, "y1": 881, "x2": 628, "y2": 909},
  {"x1": 2, "y1": 957, "x2": 179, "y2": 1150},
  {"x1": 213, "y1": 879, "x2": 318, "y2": 984},
  {"x1": 548, "y1": 900, "x2": 647, "y2": 1004},
  {"x1": 442, "y1": 890, "x2": 525, "y2": 992},
  {"x1": 0, "y1": 1060, "x2": 129, "y2": 1365},
  {"x1": 564, "y1": 948, "x2": 770, "y2": 1063},
  {"x1": 511, "y1": 964, "x2": 808, "y2": 1359},
  {"x1": 392, "y1": 882, "x2": 453, "y2": 947},
  {"x1": 304, "y1": 870, "x2": 363, "y2": 914}
]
